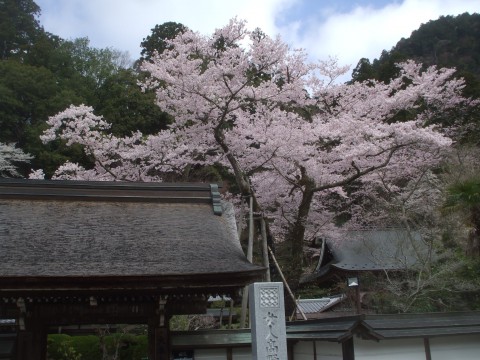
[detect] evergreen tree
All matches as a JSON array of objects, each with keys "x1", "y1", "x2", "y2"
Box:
[{"x1": 0, "y1": 0, "x2": 41, "y2": 59}]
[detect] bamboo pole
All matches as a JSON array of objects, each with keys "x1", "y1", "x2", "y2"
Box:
[
  {"x1": 314, "y1": 237, "x2": 326, "y2": 272},
  {"x1": 268, "y1": 246, "x2": 307, "y2": 321}
]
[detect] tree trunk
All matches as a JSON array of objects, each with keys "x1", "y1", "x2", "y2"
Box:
[
  {"x1": 284, "y1": 181, "x2": 315, "y2": 289},
  {"x1": 468, "y1": 205, "x2": 480, "y2": 256}
]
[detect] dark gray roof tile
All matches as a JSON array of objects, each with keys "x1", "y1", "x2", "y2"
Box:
[{"x1": 0, "y1": 180, "x2": 264, "y2": 289}]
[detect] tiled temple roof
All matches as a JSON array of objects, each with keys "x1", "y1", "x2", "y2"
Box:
[{"x1": 0, "y1": 179, "x2": 264, "y2": 294}]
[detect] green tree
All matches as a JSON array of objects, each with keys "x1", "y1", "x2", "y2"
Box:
[
  {"x1": 351, "y1": 50, "x2": 407, "y2": 84},
  {"x1": 94, "y1": 69, "x2": 170, "y2": 137},
  {"x1": 0, "y1": 60, "x2": 67, "y2": 144},
  {"x1": 0, "y1": 0, "x2": 41, "y2": 59},
  {"x1": 0, "y1": 0, "x2": 137, "y2": 176},
  {"x1": 138, "y1": 21, "x2": 187, "y2": 63},
  {"x1": 445, "y1": 178, "x2": 480, "y2": 256},
  {"x1": 350, "y1": 58, "x2": 375, "y2": 83},
  {"x1": 55, "y1": 37, "x2": 131, "y2": 91}
]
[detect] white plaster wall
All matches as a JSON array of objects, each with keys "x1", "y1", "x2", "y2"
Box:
[
  {"x1": 294, "y1": 340, "x2": 343, "y2": 360},
  {"x1": 232, "y1": 347, "x2": 252, "y2": 359},
  {"x1": 430, "y1": 334, "x2": 480, "y2": 360},
  {"x1": 194, "y1": 348, "x2": 226, "y2": 360},
  {"x1": 354, "y1": 338, "x2": 426, "y2": 360},
  {"x1": 193, "y1": 347, "x2": 253, "y2": 360},
  {"x1": 190, "y1": 334, "x2": 480, "y2": 360}
]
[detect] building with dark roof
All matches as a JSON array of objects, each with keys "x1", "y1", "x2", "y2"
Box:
[
  {"x1": 287, "y1": 312, "x2": 480, "y2": 360},
  {"x1": 165, "y1": 311, "x2": 480, "y2": 360},
  {"x1": 301, "y1": 230, "x2": 424, "y2": 285},
  {"x1": 294, "y1": 295, "x2": 347, "y2": 320},
  {"x1": 0, "y1": 179, "x2": 265, "y2": 360}
]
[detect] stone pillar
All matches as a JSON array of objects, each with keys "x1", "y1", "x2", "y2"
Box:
[{"x1": 249, "y1": 282, "x2": 287, "y2": 360}]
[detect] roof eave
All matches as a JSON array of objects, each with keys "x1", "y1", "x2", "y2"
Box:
[{"x1": 0, "y1": 268, "x2": 266, "y2": 295}]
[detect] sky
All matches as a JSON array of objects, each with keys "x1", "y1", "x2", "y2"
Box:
[{"x1": 35, "y1": 0, "x2": 479, "y2": 79}]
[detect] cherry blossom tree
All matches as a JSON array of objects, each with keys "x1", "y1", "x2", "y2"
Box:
[
  {"x1": 39, "y1": 104, "x2": 188, "y2": 181},
  {"x1": 0, "y1": 142, "x2": 32, "y2": 177},
  {"x1": 39, "y1": 18, "x2": 476, "y2": 285}
]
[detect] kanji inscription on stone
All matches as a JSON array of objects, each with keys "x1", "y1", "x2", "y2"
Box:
[{"x1": 249, "y1": 282, "x2": 287, "y2": 360}]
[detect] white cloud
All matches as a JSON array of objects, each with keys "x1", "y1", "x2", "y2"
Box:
[
  {"x1": 277, "y1": 0, "x2": 480, "y2": 76},
  {"x1": 36, "y1": 0, "x2": 479, "y2": 80},
  {"x1": 37, "y1": 0, "x2": 293, "y2": 58}
]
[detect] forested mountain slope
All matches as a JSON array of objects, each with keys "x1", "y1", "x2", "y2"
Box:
[
  {"x1": 352, "y1": 12, "x2": 480, "y2": 95},
  {"x1": 351, "y1": 12, "x2": 480, "y2": 143}
]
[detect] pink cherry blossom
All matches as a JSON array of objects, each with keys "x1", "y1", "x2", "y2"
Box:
[{"x1": 40, "y1": 19, "x2": 477, "y2": 282}]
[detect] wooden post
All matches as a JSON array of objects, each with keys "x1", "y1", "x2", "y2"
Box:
[
  {"x1": 16, "y1": 327, "x2": 46, "y2": 360},
  {"x1": 355, "y1": 286, "x2": 361, "y2": 315},
  {"x1": 228, "y1": 299, "x2": 234, "y2": 329},
  {"x1": 147, "y1": 320, "x2": 156, "y2": 360},
  {"x1": 240, "y1": 196, "x2": 254, "y2": 328},
  {"x1": 247, "y1": 196, "x2": 254, "y2": 261},
  {"x1": 154, "y1": 327, "x2": 170, "y2": 360},
  {"x1": 287, "y1": 341, "x2": 295, "y2": 360},
  {"x1": 219, "y1": 303, "x2": 224, "y2": 328},
  {"x1": 148, "y1": 299, "x2": 170, "y2": 360},
  {"x1": 237, "y1": 197, "x2": 244, "y2": 239},
  {"x1": 16, "y1": 304, "x2": 47, "y2": 360},
  {"x1": 16, "y1": 331, "x2": 33, "y2": 360},
  {"x1": 342, "y1": 337, "x2": 355, "y2": 360},
  {"x1": 261, "y1": 217, "x2": 271, "y2": 282},
  {"x1": 32, "y1": 323, "x2": 47, "y2": 360},
  {"x1": 424, "y1": 338, "x2": 432, "y2": 360}
]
